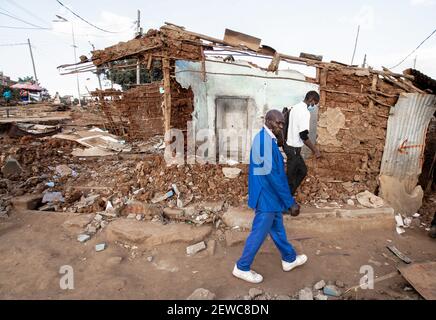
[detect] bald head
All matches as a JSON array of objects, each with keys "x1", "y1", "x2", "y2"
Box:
[{"x1": 265, "y1": 110, "x2": 284, "y2": 124}]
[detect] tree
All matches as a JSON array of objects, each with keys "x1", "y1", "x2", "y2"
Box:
[
  {"x1": 18, "y1": 76, "x2": 35, "y2": 83},
  {"x1": 103, "y1": 59, "x2": 163, "y2": 91}
]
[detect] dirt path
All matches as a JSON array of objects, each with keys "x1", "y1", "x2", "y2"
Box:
[{"x1": 0, "y1": 209, "x2": 435, "y2": 300}]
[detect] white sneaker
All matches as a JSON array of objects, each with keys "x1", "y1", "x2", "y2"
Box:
[
  {"x1": 282, "y1": 254, "x2": 308, "y2": 272},
  {"x1": 232, "y1": 265, "x2": 263, "y2": 283}
]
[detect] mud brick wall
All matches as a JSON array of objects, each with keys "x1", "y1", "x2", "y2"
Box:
[
  {"x1": 309, "y1": 66, "x2": 403, "y2": 193},
  {"x1": 115, "y1": 82, "x2": 165, "y2": 140},
  {"x1": 99, "y1": 80, "x2": 194, "y2": 142},
  {"x1": 93, "y1": 28, "x2": 202, "y2": 67},
  {"x1": 170, "y1": 79, "x2": 194, "y2": 131}
]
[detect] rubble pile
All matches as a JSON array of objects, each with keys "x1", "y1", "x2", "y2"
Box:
[
  {"x1": 135, "y1": 156, "x2": 248, "y2": 205},
  {"x1": 0, "y1": 136, "x2": 82, "y2": 216},
  {"x1": 1, "y1": 131, "x2": 385, "y2": 221},
  {"x1": 0, "y1": 134, "x2": 248, "y2": 219},
  {"x1": 296, "y1": 174, "x2": 375, "y2": 205}
]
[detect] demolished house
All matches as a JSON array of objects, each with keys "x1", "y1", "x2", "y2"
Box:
[{"x1": 58, "y1": 23, "x2": 436, "y2": 215}]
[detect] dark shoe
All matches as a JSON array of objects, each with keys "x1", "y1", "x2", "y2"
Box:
[{"x1": 430, "y1": 226, "x2": 436, "y2": 239}]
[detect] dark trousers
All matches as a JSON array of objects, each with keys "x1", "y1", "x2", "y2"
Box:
[
  {"x1": 283, "y1": 144, "x2": 307, "y2": 195},
  {"x1": 432, "y1": 212, "x2": 436, "y2": 227}
]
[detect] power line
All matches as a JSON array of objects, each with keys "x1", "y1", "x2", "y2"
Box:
[
  {"x1": 389, "y1": 27, "x2": 436, "y2": 69},
  {"x1": 55, "y1": 0, "x2": 118, "y2": 33},
  {"x1": 0, "y1": 10, "x2": 47, "y2": 29},
  {"x1": 0, "y1": 25, "x2": 50, "y2": 29},
  {"x1": 0, "y1": 42, "x2": 28, "y2": 47},
  {"x1": 6, "y1": 0, "x2": 51, "y2": 27}
]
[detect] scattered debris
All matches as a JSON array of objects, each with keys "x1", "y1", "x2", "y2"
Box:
[
  {"x1": 298, "y1": 287, "x2": 314, "y2": 300},
  {"x1": 186, "y1": 241, "x2": 206, "y2": 255},
  {"x1": 54, "y1": 128, "x2": 131, "y2": 155},
  {"x1": 222, "y1": 167, "x2": 242, "y2": 179},
  {"x1": 356, "y1": 191, "x2": 384, "y2": 208},
  {"x1": 395, "y1": 214, "x2": 406, "y2": 234},
  {"x1": 403, "y1": 217, "x2": 413, "y2": 227},
  {"x1": 314, "y1": 280, "x2": 326, "y2": 290},
  {"x1": 151, "y1": 190, "x2": 174, "y2": 204},
  {"x1": 314, "y1": 293, "x2": 329, "y2": 300},
  {"x1": 249, "y1": 288, "x2": 263, "y2": 299},
  {"x1": 55, "y1": 165, "x2": 74, "y2": 177},
  {"x1": 187, "y1": 288, "x2": 216, "y2": 300},
  {"x1": 42, "y1": 192, "x2": 65, "y2": 204},
  {"x1": 323, "y1": 285, "x2": 342, "y2": 297},
  {"x1": 95, "y1": 243, "x2": 106, "y2": 252},
  {"x1": 200, "y1": 201, "x2": 224, "y2": 213},
  {"x1": 77, "y1": 234, "x2": 91, "y2": 243},
  {"x1": 1, "y1": 158, "x2": 23, "y2": 178},
  {"x1": 387, "y1": 245, "x2": 412, "y2": 264}
]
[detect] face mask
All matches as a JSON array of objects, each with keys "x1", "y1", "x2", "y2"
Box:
[{"x1": 308, "y1": 105, "x2": 316, "y2": 112}]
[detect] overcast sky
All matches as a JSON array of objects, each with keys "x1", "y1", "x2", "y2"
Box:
[{"x1": 0, "y1": 0, "x2": 435, "y2": 97}]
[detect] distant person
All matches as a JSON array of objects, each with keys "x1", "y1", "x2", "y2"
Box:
[
  {"x1": 19, "y1": 89, "x2": 28, "y2": 102},
  {"x1": 283, "y1": 91, "x2": 321, "y2": 199},
  {"x1": 3, "y1": 89, "x2": 11, "y2": 106},
  {"x1": 232, "y1": 110, "x2": 307, "y2": 284},
  {"x1": 53, "y1": 92, "x2": 61, "y2": 105}
]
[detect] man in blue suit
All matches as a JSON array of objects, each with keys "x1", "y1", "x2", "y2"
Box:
[{"x1": 232, "y1": 110, "x2": 307, "y2": 284}]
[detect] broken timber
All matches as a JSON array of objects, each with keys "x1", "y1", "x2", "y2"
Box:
[{"x1": 387, "y1": 245, "x2": 412, "y2": 264}]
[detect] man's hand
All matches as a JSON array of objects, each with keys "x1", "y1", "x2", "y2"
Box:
[
  {"x1": 285, "y1": 203, "x2": 300, "y2": 217},
  {"x1": 314, "y1": 150, "x2": 321, "y2": 159}
]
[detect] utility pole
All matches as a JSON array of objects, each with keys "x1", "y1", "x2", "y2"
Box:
[
  {"x1": 362, "y1": 54, "x2": 367, "y2": 68},
  {"x1": 71, "y1": 23, "x2": 81, "y2": 107},
  {"x1": 27, "y1": 38, "x2": 38, "y2": 83},
  {"x1": 136, "y1": 9, "x2": 143, "y2": 85},
  {"x1": 89, "y1": 41, "x2": 102, "y2": 90},
  {"x1": 351, "y1": 25, "x2": 360, "y2": 65},
  {"x1": 413, "y1": 56, "x2": 417, "y2": 69}
]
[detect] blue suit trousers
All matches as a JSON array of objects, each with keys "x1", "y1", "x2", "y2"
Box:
[{"x1": 236, "y1": 210, "x2": 297, "y2": 271}]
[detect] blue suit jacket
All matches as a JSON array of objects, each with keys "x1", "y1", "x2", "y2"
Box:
[{"x1": 248, "y1": 128, "x2": 295, "y2": 212}]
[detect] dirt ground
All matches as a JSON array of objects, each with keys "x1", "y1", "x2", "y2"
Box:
[
  {"x1": 0, "y1": 105, "x2": 435, "y2": 300},
  {"x1": 0, "y1": 207, "x2": 434, "y2": 300}
]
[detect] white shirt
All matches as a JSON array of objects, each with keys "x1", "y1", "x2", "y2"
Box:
[{"x1": 286, "y1": 101, "x2": 310, "y2": 148}]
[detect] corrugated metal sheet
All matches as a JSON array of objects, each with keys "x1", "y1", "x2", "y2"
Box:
[{"x1": 380, "y1": 93, "x2": 436, "y2": 179}]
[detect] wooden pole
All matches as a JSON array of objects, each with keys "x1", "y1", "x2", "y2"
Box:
[
  {"x1": 368, "y1": 74, "x2": 378, "y2": 111},
  {"x1": 162, "y1": 57, "x2": 172, "y2": 143},
  {"x1": 200, "y1": 46, "x2": 206, "y2": 82},
  {"x1": 319, "y1": 68, "x2": 328, "y2": 108}
]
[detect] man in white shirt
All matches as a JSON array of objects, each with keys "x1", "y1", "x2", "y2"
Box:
[{"x1": 283, "y1": 91, "x2": 321, "y2": 199}]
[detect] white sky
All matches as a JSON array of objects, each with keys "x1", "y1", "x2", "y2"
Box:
[{"x1": 0, "y1": 0, "x2": 435, "y2": 97}]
